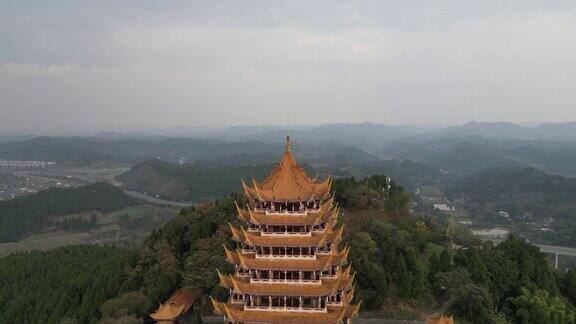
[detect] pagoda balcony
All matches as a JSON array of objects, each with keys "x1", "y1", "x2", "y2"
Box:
[
  {"x1": 261, "y1": 209, "x2": 310, "y2": 216},
  {"x1": 260, "y1": 231, "x2": 312, "y2": 237},
  {"x1": 254, "y1": 253, "x2": 316, "y2": 260},
  {"x1": 244, "y1": 305, "x2": 327, "y2": 313},
  {"x1": 249, "y1": 278, "x2": 322, "y2": 285},
  {"x1": 243, "y1": 295, "x2": 328, "y2": 313}
]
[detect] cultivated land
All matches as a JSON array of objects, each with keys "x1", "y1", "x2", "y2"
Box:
[{"x1": 0, "y1": 205, "x2": 177, "y2": 257}]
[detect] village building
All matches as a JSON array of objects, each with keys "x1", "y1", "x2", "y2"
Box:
[{"x1": 211, "y1": 136, "x2": 361, "y2": 323}]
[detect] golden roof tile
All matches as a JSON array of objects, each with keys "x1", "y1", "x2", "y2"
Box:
[
  {"x1": 150, "y1": 288, "x2": 201, "y2": 321},
  {"x1": 219, "y1": 275, "x2": 344, "y2": 297},
  {"x1": 237, "y1": 198, "x2": 338, "y2": 227},
  {"x1": 225, "y1": 246, "x2": 349, "y2": 271},
  {"x1": 211, "y1": 300, "x2": 354, "y2": 324},
  {"x1": 230, "y1": 225, "x2": 344, "y2": 247},
  {"x1": 243, "y1": 136, "x2": 332, "y2": 202}
]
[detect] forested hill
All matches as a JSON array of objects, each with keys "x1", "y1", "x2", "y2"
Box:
[
  {"x1": 0, "y1": 182, "x2": 133, "y2": 242},
  {"x1": 102, "y1": 175, "x2": 576, "y2": 323},
  {"x1": 447, "y1": 167, "x2": 576, "y2": 209},
  {"x1": 447, "y1": 167, "x2": 576, "y2": 246},
  {"x1": 117, "y1": 159, "x2": 291, "y2": 202},
  {"x1": 117, "y1": 158, "x2": 441, "y2": 204},
  {"x1": 1, "y1": 176, "x2": 576, "y2": 322},
  {"x1": 0, "y1": 245, "x2": 135, "y2": 323}
]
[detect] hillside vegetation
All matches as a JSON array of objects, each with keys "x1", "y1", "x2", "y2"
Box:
[
  {"x1": 383, "y1": 137, "x2": 576, "y2": 177},
  {"x1": 1, "y1": 175, "x2": 576, "y2": 323},
  {"x1": 0, "y1": 245, "x2": 135, "y2": 324},
  {"x1": 0, "y1": 182, "x2": 134, "y2": 242},
  {"x1": 104, "y1": 176, "x2": 576, "y2": 323},
  {"x1": 116, "y1": 159, "x2": 275, "y2": 202},
  {"x1": 447, "y1": 167, "x2": 576, "y2": 246}
]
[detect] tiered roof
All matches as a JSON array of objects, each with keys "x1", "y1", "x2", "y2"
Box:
[
  {"x1": 236, "y1": 197, "x2": 338, "y2": 227},
  {"x1": 242, "y1": 137, "x2": 332, "y2": 202},
  {"x1": 212, "y1": 137, "x2": 360, "y2": 323},
  {"x1": 212, "y1": 298, "x2": 361, "y2": 324},
  {"x1": 229, "y1": 224, "x2": 344, "y2": 247},
  {"x1": 218, "y1": 271, "x2": 355, "y2": 297},
  {"x1": 150, "y1": 288, "x2": 201, "y2": 321},
  {"x1": 224, "y1": 245, "x2": 350, "y2": 271}
]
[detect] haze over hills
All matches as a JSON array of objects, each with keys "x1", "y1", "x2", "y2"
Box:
[
  {"x1": 4, "y1": 120, "x2": 576, "y2": 180},
  {"x1": 81, "y1": 120, "x2": 576, "y2": 143},
  {"x1": 447, "y1": 167, "x2": 576, "y2": 246}
]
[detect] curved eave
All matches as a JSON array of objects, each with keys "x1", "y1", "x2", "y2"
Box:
[
  {"x1": 221, "y1": 275, "x2": 343, "y2": 297},
  {"x1": 241, "y1": 201, "x2": 338, "y2": 227},
  {"x1": 230, "y1": 225, "x2": 344, "y2": 248},
  {"x1": 214, "y1": 301, "x2": 350, "y2": 323},
  {"x1": 226, "y1": 247, "x2": 350, "y2": 271}
]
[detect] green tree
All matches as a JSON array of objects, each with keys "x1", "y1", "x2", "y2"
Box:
[
  {"x1": 438, "y1": 249, "x2": 452, "y2": 273},
  {"x1": 100, "y1": 292, "x2": 151, "y2": 320},
  {"x1": 509, "y1": 288, "x2": 576, "y2": 324},
  {"x1": 563, "y1": 267, "x2": 576, "y2": 305}
]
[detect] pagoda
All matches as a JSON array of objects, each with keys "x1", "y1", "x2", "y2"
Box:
[{"x1": 211, "y1": 136, "x2": 361, "y2": 324}]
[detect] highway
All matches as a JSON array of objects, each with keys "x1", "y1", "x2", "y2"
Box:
[{"x1": 537, "y1": 244, "x2": 576, "y2": 257}]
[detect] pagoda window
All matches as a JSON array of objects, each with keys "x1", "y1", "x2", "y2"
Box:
[
  {"x1": 272, "y1": 297, "x2": 283, "y2": 307},
  {"x1": 259, "y1": 296, "x2": 270, "y2": 307},
  {"x1": 302, "y1": 298, "x2": 313, "y2": 309},
  {"x1": 286, "y1": 271, "x2": 297, "y2": 280},
  {"x1": 286, "y1": 297, "x2": 299, "y2": 308}
]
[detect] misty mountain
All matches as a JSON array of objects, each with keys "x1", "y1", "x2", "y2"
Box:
[
  {"x1": 91, "y1": 122, "x2": 424, "y2": 152},
  {"x1": 0, "y1": 136, "x2": 383, "y2": 167},
  {"x1": 382, "y1": 136, "x2": 576, "y2": 177},
  {"x1": 399, "y1": 121, "x2": 576, "y2": 142}
]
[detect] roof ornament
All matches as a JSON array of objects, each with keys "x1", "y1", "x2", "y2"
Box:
[{"x1": 285, "y1": 135, "x2": 291, "y2": 152}]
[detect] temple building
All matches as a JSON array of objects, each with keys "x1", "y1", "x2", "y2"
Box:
[
  {"x1": 211, "y1": 137, "x2": 361, "y2": 323},
  {"x1": 150, "y1": 288, "x2": 201, "y2": 323}
]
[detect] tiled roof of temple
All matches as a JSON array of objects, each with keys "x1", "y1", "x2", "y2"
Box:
[{"x1": 242, "y1": 136, "x2": 332, "y2": 202}]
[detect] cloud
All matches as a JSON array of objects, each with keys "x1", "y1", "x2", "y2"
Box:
[{"x1": 1, "y1": 1, "x2": 576, "y2": 132}]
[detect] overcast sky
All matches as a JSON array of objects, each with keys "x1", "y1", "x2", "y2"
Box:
[{"x1": 1, "y1": 1, "x2": 576, "y2": 133}]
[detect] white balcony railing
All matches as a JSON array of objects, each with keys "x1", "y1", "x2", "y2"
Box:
[
  {"x1": 260, "y1": 231, "x2": 312, "y2": 237},
  {"x1": 250, "y1": 278, "x2": 322, "y2": 285},
  {"x1": 244, "y1": 305, "x2": 327, "y2": 313},
  {"x1": 254, "y1": 253, "x2": 316, "y2": 260}
]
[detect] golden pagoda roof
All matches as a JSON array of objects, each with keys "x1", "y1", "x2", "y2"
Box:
[
  {"x1": 224, "y1": 246, "x2": 350, "y2": 271},
  {"x1": 218, "y1": 268, "x2": 354, "y2": 297},
  {"x1": 211, "y1": 299, "x2": 360, "y2": 324},
  {"x1": 243, "y1": 136, "x2": 332, "y2": 202},
  {"x1": 219, "y1": 276, "x2": 344, "y2": 297},
  {"x1": 236, "y1": 198, "x2": 338, "y2": 227},
  {"x1": 230, "y1": 224, "x2": 344, "y2": 248},
  {"x1": 150, "y1": 288, "x2": 201, "y2": 321}
]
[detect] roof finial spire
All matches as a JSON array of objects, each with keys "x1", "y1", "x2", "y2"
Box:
[{"x1": 285, "y1": 135, "x2": 291, "y2": 152}]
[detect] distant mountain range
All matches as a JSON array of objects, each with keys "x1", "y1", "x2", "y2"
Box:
[
  {"x1": 381, "y1": 135, "x2": 576, "y2": 178},
  {"x1": 395, "y1": 121, "x2": 576, "y2": 143},
  {"x1": 2, "y1": 121, "x2": 576, "y2": 179},
  {"x1": 0, "y1": 135, "x2": 380, "y2": 167}
]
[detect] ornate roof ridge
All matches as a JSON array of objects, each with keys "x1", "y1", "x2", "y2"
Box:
[
  {"x1": 229, "y1": 224, "x2": 344, "y2": 247},
  {"x1": 225, "y1": 247, "x2": 349, "y2": 271},
  {"x1": 238, "y1": 198, "x2": 337, "y2": 227}
]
